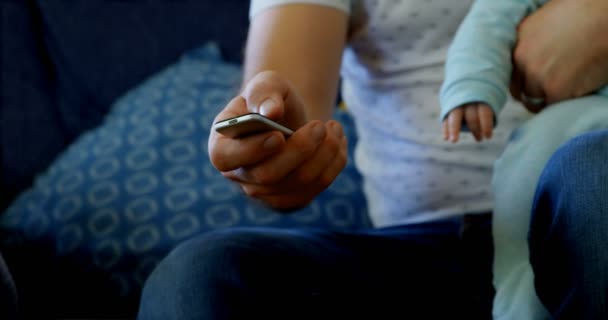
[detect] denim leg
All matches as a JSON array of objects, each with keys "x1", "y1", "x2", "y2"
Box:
[
  {"x1": 137, "y1": 216, "x2": 492, "y2": 320},
  {"x1": 529, "y1": 130, "x2": 608, "y2": 319},
  {"x1": 0, "y1": 252, "x2": 17, "y2": 320},
  {"x1": 491, "y1": 96, "x2": 608, "y2": 320}
]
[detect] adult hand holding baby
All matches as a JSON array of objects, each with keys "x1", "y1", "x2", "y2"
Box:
[{"x1": 511, "y1": 0, "x2": 608, "y2": 112}]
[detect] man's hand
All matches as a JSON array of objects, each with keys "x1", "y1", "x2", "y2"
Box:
[
  {"x1": 443, "y1": 103, "x2": 494, "y2": 143},
  {"x1": 208, "y1": 71, "x2": 348, "y2": 210},
  {"x1": 511, "y1": 0, "x2": 608, "y2": 113}
]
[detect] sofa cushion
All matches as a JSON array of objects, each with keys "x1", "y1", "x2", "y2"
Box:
[
  {"x1": 0, "y1": 43, "x2": 370, "y2": 318},
  {"x1": 1, "y1": 0, "x2": 250, "y2": 211}
]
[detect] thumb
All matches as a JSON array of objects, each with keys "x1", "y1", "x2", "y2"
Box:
[
  {"x1": 241, "y1": 71, "x2": 290, "y2": 120},
  {"x1": 257, "y1": 97, "x2": 284, "y2": 119}
]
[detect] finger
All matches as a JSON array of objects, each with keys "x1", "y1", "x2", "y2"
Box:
[
  {"x1": 447, "y1": 109, "x2": 463, "y2": 143},
  {"x1": 208, "y1": 96, "x2": 287, "y2": 171},
  {"x1": 512, "y1": 51, "x2": 547, "y2": 113},
  {"x1": 253, "y1": 135, "x2": 348, "y2": 210},
  {"x1": 225, "y1": 120, "x2": 327, "y2": 184},
  {"x1": 210, "y1": 130, "x2": 286, "y2": 172},
  {"x1": 464, "y1": 105, "x2": 481, "y2": 141},
  {"x1": 212, "y1": 96, "x2": 252, "y2": 124},
  {"x1": 241, "y1": 71, "x2": 290, "y2": 119},
  {"x1": 288, "y1": 121, "x2": 343, "y2": 186},
  {"x1": 241, "y1": 71, "x2": 308, "y2": 131},
  {"x1": 477, "y1": 104, "x2": 494, "y2": 139},
  {"x1": 252, "y1": 181, "x2": 317, "y2": 210},
  {"x1": 509, "y1": 64, "x2": 524, "y2": 103},
  {"x1": 521, "y1": 78, "x2": 546, "y2": 113},
  {"x1": 240, "y1": 121, "x2": 344, "y2": 196}
]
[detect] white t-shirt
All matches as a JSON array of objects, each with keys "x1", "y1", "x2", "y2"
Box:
[{"x1": 250, "y1": 0, "x2": 532, "y2": 227}]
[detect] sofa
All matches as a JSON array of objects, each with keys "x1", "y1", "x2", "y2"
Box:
[{"x1": 0, "y1": 1, "x2": 370, "y2": 319}]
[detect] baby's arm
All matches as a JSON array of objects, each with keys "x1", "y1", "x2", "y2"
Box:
[
  {"x1": 443, "y1": 103, "x2": 494, "y2": 143},
  {"x1": 440, "y1": 0, "x2": 543, "y2": 141}
]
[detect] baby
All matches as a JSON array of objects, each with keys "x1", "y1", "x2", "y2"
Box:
[
  {"x1": 440, "y1": 0, "x2": 607, "y2": 143},
  {"x1": 440, "y1": 0, "x2": 608, "y2": 319}
]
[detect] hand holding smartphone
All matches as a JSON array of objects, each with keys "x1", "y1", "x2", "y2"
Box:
[{"x1": 214, "y1": 113, "x2": 294, "y2": 138}]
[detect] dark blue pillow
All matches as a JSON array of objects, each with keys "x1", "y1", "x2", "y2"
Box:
[
  {"x1": 1, "y1": 0, "x2": 251, "y2": 212},
  {"x1": 0, "y1": 43, "x2": 370, "y2": 318}
]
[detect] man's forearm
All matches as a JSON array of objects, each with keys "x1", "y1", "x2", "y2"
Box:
[{"x1": 243, "y1": 4, "x2": 348, "y2": 121}]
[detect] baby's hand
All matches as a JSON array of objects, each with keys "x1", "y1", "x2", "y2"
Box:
[{"x1": 443, "y1": 103, "x2": 494, "y2": 143}]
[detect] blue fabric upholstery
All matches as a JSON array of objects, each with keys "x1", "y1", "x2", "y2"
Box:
[
  {"x1": 0, "y1": 43, "x2": 370, "y2": 318},
  {"x1": 1, "y1": 0, "x2": 250, "y2": 211}
]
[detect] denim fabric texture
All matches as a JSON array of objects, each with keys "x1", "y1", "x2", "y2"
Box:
[
  {"x1": 530, "y1": 130, "x2": 608, "y2": 319},
  {"x1": 492, "y1": 97, "x2": 608, "y2": 320},
  {"x1": 138, "y1": 213, "x2": 494, "y2": 320},
  {"x1": 0, "y1": 252, "x2": 17, "y2": 320}
]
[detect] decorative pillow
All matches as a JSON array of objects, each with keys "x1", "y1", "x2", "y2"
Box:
[{"x1": 0, "y1": 43, "x2": 370, "y2": 317}]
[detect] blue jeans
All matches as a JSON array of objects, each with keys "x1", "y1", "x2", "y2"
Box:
[
  {"x1": 0, "y1": 252, "x2": 17, "y2": 320},
  {"x1": 137, "y1": 213, "x2": 494, "y2": 320},
  {"x1": 530, "y1": 130, "x2": 608, "y2": 319},
  {"x1": 137, "y1": 130, "x2": 608, "y2": 320}
]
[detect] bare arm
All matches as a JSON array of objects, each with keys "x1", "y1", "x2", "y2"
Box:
[
  {"x1": 208, "y1": 4, "x2": 349, "y2": 210},
  {"x1": 243, "y1": 4, "x2": 348, "y2": 121}
]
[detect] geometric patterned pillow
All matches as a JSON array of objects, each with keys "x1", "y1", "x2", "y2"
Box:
[{"x1": 0, "y1": 43, "x2": 370, "y2": 318}]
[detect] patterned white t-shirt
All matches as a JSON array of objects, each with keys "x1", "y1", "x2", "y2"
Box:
[{"x1": 250, "y1": 0, "x2": 532, "y2": 227}]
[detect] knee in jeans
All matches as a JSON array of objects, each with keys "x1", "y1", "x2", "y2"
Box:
[
  {"x1": 545, "y1": 131, "x2": 607, "y2": 177},
  {"x1": 532, "y1": 130, "x2": 608, "y2": 241},
  {"x1": 535, "y1": 130, "x2": 608, "y2": 203},
  {"x1": 138, "y1": 229, "x2": 281, "y2": 319},
  {"x1": 143, "y1": 228, "x2": 274, "y2": 293}
]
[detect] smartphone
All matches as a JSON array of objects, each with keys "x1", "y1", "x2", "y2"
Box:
[{"x1": 214, "y1": 113, "x2": 294, "y2": 138}]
